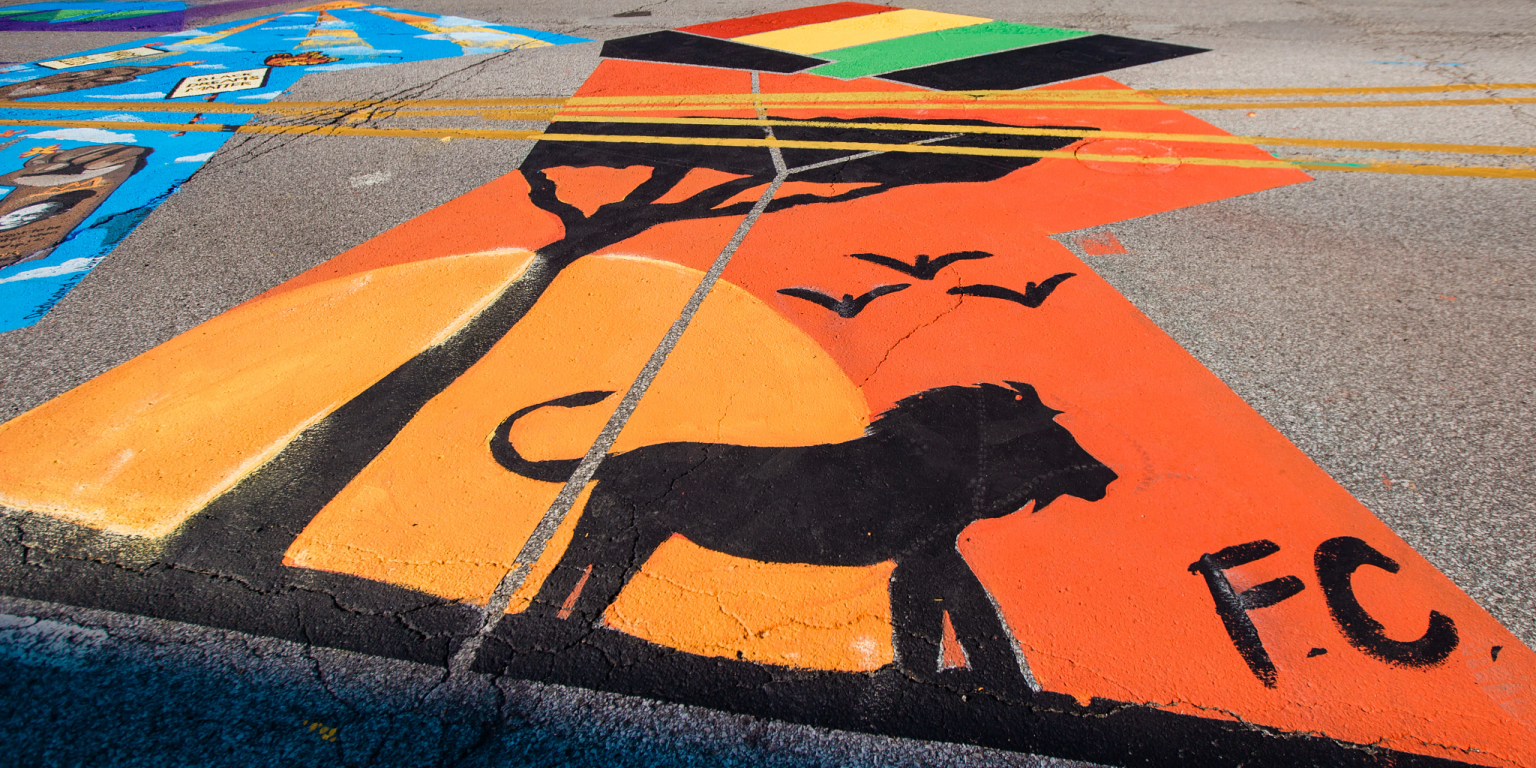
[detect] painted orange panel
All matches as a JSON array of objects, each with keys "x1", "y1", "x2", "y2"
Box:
[
  {"x1": 258, "y1": 172, "x2": 560, "y2": 300},
  {"x1": 560, "y1": 58, "x2": 756, "y2": 117},
  {"x1": 713, "y1": 226, "x2": 1536, "y2": 765},
  {"x1": 734, "y1": 9, "x2": 990, "y2": 55},
  {"x1": 607, "y1": 535, "x2": 896, "y2": 671},
  {"x1": 679, "y1": 3, "x2": 897, "y2": 40},
  {"x1": 543, "y1": 164, "x2": 656, "y2": 217},
  {"x1": 756, "y1": 74, "x2": 1314, "y2": 236},
  {"x1": 256, "y1": 58, "x2": 765, "y2": 302},
  {"x1": 541, "y1": 59, "x2": 1535, "y2": 765},
  {"x1": 4, "y1": 45, "x2": 1529, "y2": 767},
  {"x1": 0, "y1": 250, "x2": 533, "y2": 537},
  {"x1": 288, "y1": 255, "x2": 873, "y2": 612}
]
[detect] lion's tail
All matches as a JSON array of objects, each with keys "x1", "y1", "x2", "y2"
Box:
[{"x1": 489, "y1": 390, "x2": 614, "y2": 483}]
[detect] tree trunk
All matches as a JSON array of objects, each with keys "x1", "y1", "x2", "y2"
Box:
[
  {"x1": 164, "y1": 248, "x2": 574, "y2": 583},
  {"x1": 161, "y1": 166, "x2": 788, "y2": 583}
]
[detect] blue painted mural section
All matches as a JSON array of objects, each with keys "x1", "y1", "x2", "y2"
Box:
[
  {"x1": 0, "y1": 1, "x2": 184, "y2": 32},
  {"x1": 0, "y1": 4, "x2": 586, "y2": 332}
]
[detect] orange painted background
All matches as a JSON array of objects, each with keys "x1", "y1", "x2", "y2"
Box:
[
  {"x1": 521, "y1": 61, "x2": 1536, "y2": 764},
  {"x1": 0, "y1": 55, "x2": 1530, "y2": 766}
]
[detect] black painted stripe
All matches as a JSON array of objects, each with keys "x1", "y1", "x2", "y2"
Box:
[
  {"x1": 600, "y1": 30, "x2": 829, "y2": 73},
  {"x1": 880, "y1": 34, "x2": 1209, "y2": 91},
  {"x1": 474, "y1": 616, "x2": 1476, "y2": 768}
]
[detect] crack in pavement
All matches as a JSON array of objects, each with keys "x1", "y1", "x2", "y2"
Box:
[{"x1": 206, "y1": 48, "x2": 546, "y2": 174}]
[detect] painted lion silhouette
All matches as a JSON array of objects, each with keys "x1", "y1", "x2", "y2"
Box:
[{"x1": 491, "y1": 381, "x2": 1117, "y2": 686}]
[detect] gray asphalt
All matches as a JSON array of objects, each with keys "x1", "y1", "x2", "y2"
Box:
[{"x1": 1, "y1": 0, "x2": 1532, "y2": 765}]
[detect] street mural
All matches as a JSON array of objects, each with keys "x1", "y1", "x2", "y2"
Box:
[
  {"x1": 0, "y1": 1, "x2": 585, "y2": 332},
  {"x1": 0, "y1": 1, "x2": 185, "y2": 32},
  {"x1": 0, "y1": 3, "x2": 1533, "y2": 766}
]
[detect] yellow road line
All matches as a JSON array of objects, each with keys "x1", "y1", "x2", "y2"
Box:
[
  {"x1": 535, "y1": 131, "x2": 1206, "y2": 163},
  {"x1": 0, "y1": 117, "x2": 545, "y2": 139},
  {"x1": 560, "y1": 90, "x2": 1161, "y2": 106},
  {"x1": 546, "y1": 114, "x2": 1536, "y2": 157},
  {"x1": 2, "y1": 119, "x2": 1529, "y2": 180},
  {"x1": 540, "y1": 132, "x2": 1531, "y2": 178},
  {"x1": 259, "y1": 82, "x2": 1532, "y2": 105},
  {"x1": 6, "y1": 111, "x2": 1534, "y2": 159},
  {"x1": 6, "y1": 82, "x2": 1534, "y2": 114},
  {"x1": 0, "y1": 91, "x2": 1159, "y2": 115},
  {"x1": 558, "y1": 97, "x2": 1536, "y2": 113},
  {"x1": 1180, "y1": 97, "x2": 1536, "y2": 110},
  {"x1": 1291, "y1": 161, "x2": 1536, "y2": 178},
  {"x1": 554, "y1": 84, "x2": 1536, "y2": 105},
  {"x1": 0, "y1": 97, "x2": 1162, "y2": 117},
  {"x1": 6, "y1": 94, "x2": 1530, "y2": 119},
  {"x1": 1144, "y1": 83, "x2": 1536, "y2": 97},
  {"x1": 345, "y1": 108, "x2": 557, "y2": 119},
  {"x1": 0, "y1": 117, "x2": 235, "y2": 133},
  {"x1": 412, "y1": 83, "x2": 1536, "y2": 104},
  {"x1": 0, "y1": 98, "x2": 569, "y2": 115}
]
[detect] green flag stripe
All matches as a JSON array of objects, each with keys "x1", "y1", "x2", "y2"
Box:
[
  {"x1": 69, "y1": 8, "x2": 175, "y2": 21},
  {"x1": 807, "y1": 20, "x2": 1089, "y2": 80}
]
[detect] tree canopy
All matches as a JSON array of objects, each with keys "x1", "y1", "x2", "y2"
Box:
[{"x1": 521, "y1": 116, "x2": 1093, "y2": 263}]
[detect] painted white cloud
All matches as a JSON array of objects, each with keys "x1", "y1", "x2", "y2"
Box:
[
  {"x1": 26, "y1": 128, "x2": 136, "y2": 144},
  {"x1": 315, "y1": 46, "x2": 399, "y2": 56},
  {"x1": 92, "y1": 113, "x2": 143, "y2": 122},
  {"x1": 448, "y1": 31, "x2": 515, "y2": 43},
  {"x1": 164, "y1": 42, "x2": 242, "y2": 53},
  {"x1": 349, "y1": 171, "x2": 391, "y2": 188},
  {"x1": 190, "y1": 64, "x2": 228, "y2": 70},
  {"x1": 174, "y1": 152, "x2": 215, "y2": 163},
  {"x1": 85, "y1": 92, "x2": 166, "y2": 100},
  {"x1": 304, "y1": 63, "x2": 386, "y2": 72},
  {"x1": 435, "y1": 16, "x2": 493, "y2": 27},
  {"x1": 166, "y1": 28, "x2": 208, "y2": 36},
  {"x1": 0, "y1": 258, "x2": 95, "y2": 285},
  {"x1": 236, "y1": 91, "x2": 283, "y2": 100}
]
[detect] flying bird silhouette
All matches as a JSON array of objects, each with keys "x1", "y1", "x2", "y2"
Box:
[
  {"x1": 948, "y1": 272, "x2": 1077, "y2": 308},
  {"x1": 848, "y1": 250, "x2": 992, "y2": 280},
  {"x1": 778, "y1": 284, "x2": 911, "y2": 318}
]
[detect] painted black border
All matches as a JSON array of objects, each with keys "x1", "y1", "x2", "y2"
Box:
[
  {"x1": 600, "y1": 31, "x2": 828, "y2": 73},
  {"x1": 880, "y1": 34, "x2": 1208, "y2": 91},
  {"x1": 0, "y1": 531, "x2": 1481, "y2": 768}
]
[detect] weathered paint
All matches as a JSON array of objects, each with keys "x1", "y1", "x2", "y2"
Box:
[
  {"x1": 678, "y1": 2, "x2": 896, "y2": 40},
  {"x1": 0, "y1": 1, "x2": 184, "y2": 32},
  {"x1": 807, "y1": 20, "x2": 1088, "y2": 80},
  {"x1": 283, "y1": 254, "x2": 870, "y2": 608},
  {"x1": 0, "y1": 251, "x2": 537, "y2": 536},
  {"x1": 0, "y1": 2, "x2": 585, "y2": 332},
  {"x1": 0, "y1": 4, "x2": 1532, "y2": 766},
  {"x1": 733, "y1": 9, "x2": 991, "y2": 55}
]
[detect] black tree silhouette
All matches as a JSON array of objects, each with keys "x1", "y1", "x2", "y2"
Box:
[{"x1": 162, "y1": 113, "x2": 1093, "y2": 591}]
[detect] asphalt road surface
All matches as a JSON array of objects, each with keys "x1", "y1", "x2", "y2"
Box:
[{"x1": 0, "y1": 0, "x2": 1532, "y2": 766}]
